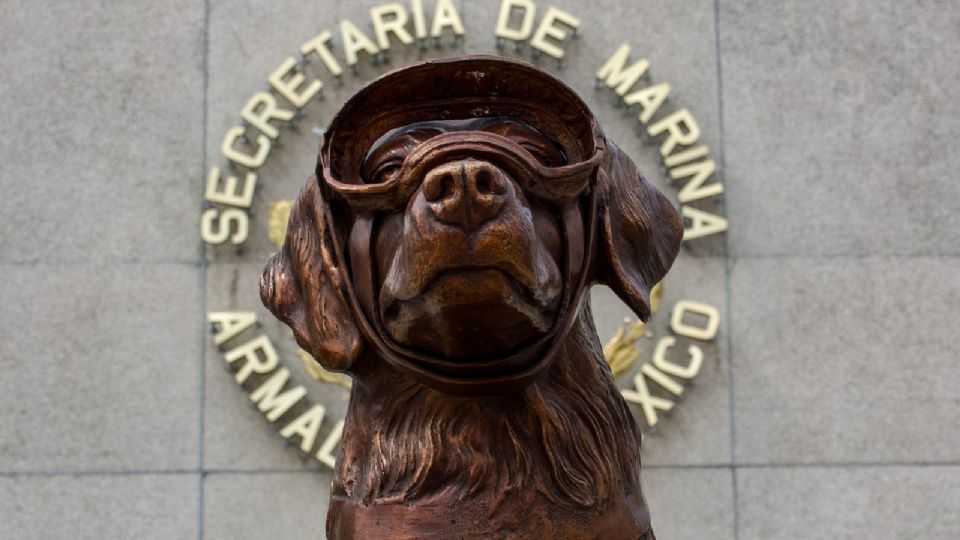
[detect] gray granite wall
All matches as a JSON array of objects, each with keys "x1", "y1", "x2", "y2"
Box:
[{"x1": 2, "y1": 1, "x2": 958, "y2": 538}]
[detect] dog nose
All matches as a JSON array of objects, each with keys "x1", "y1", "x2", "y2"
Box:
[{"x1": 422, "y1": 160, "x2": 508, "y2": 231}]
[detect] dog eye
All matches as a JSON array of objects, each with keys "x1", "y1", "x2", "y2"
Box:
[
  {"x1": 519, "y1": 142, "x2": 564, "y2": 166},
  {"x1": 370, "y1": 160, "x2": 403, "y2": 184}
]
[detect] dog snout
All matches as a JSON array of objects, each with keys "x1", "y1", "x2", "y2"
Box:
[{"x1": 422, "y1": 159, "x2": 508, "y2": 232}]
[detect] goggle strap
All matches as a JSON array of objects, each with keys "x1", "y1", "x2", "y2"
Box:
[{"x1": 322, "y1": 171, "x2": 600, "y2": 395}]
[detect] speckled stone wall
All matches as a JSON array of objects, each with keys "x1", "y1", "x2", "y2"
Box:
[{"x1": 2, "y1": 1, "x2": 958, "y2": 539}]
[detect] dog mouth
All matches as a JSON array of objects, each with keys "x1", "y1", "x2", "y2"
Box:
[{"x1": 380, "y1": 266, "x2": 556, "y2": 362}]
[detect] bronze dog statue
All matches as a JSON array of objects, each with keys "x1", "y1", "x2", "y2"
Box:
[{"x1": 261, "y1": 56, "x2": 682, "y2": 539}]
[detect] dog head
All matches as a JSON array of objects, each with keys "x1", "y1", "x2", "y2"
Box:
[{"x1": 261, "y1": 56, "x2": 682, "y2": 395}]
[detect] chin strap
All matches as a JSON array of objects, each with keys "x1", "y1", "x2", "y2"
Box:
[{"x1": 324, "y1": 174, "x2": 599, "y2": 396}]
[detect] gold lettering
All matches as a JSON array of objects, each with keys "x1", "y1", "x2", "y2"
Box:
[
  {"x1": 681, "y1": 206, "x2": 729, "y2": 241},
  {"x1": 204, "y1": 167, "x2": 256, "y2": 208},
  {"x1": 648, "y1": 108, "x2": 700, "y2": 156},
  {"x1": 410, "y1": 0, "x2": 428, "y2": 39},
  {"x1": 431, "y1": 0, "x2": 465, "y2": 38},
  {"x1": 340, "y1": 19, "x2": 380, "y2": 66},
  {"x1": 208, "y1": 312, "x2": 257, "y2": 346},
  {"x1": 664, "y1": 144, "x2": 710, "y2": 168},
  {"x1": 624, "y1": 82, "x2": 671, "y2": 124},
  {"x1": 316, "y1": 420, "x2": 344, "y2": 468},
  {"x1": 268, "y1": 57, "x2": 322, "y2": 109},
  {"x1": 370, "y1": 3, "x2": 414, "y2": 49},
  {"x1": 671, "y1": 300, "x2": 720, "y2": 341},
  {"x1": 221, "y1": 126, "x2": 270, "y2": 169},
  {"x1": 240, "y1": 92, "x2": 294, "y2": 139},
  {"x1": 530, "y1": 6, "x2": 580, "y2": 59},
  {"x1": 280, "y1": 405, "x2": 327, "y2": 453},
  {"x1": 621, "y1": 371, "x2": 674, "y2": 428},
  {"x1": 672, "y1": 160, "x2": 723, "y2": 203},
  {"x1": 652, "y1": 336, "x2": 703, "y2": 380},
  {"x1": 300, "y1": 31, "x2": 343, "y2": 77},
  {"x1": 640, "y1": 363, "x2": 683, "y2": 396},
  {"x1": 495, "y1": 0, "x2": 536, "y2": 41},
  {"x1": 596, "y1": 44, "x2": 650, "y2": 95},
  {"x1": 250, "y1": 368, "x2": 308, "y2": 422},
  {"x1": 200, "y1": 208, "x2": 249, "y2": 245},
  {"x1": 224, "y1": 335, "x2": 279, "y2": 384}
]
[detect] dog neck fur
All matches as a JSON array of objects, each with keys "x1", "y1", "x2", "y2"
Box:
[{"x1": 333, "y1": 298, "x2": 643, "y2": 510}]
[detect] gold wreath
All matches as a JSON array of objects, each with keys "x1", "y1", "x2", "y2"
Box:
[{"x1": 602, "y1": 282, "x2": 663, "y2": 378}]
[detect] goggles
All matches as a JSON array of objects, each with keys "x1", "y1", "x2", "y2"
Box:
[
  {"x1": 322, "y1": 130, "x2": 602, "y2": 212},
  {"x1": 315, "y1": 56, "x2": 607, "y2": 394}
]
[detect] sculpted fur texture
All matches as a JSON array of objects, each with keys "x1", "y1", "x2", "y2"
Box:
[
  {"x1": 337, "y1": 305, "x2": 639, "y2": 509},
  {"x1": 260, "y1": 56, "x2": 681, "y2": 539}
]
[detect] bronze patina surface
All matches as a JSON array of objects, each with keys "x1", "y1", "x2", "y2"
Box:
[{"x1": 261, "y1": 56, "x2": 682, "y2": 539}]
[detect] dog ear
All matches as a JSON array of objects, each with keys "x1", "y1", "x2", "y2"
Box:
[
  {"x1": 595, "y1": 141, "x2": 684, "y2": 321},
  {"x1": 260, "y1": 178, "x2": 362, "y2": 371}
]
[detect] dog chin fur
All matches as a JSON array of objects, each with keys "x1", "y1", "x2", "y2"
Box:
[{"x1": 332, "y1": 300, "x2": 645, "y2": 514}]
